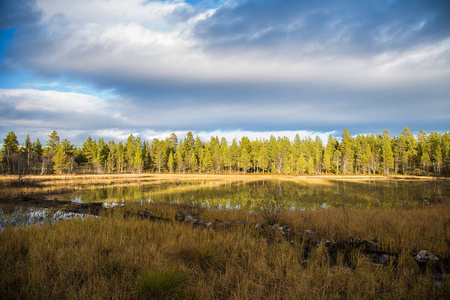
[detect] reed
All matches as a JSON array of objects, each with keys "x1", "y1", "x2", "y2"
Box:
[
  {"x1": 1, "y1": 199, "x2": 449, "y2": 299},
  {"x1": 1, "y1": 174, "x2": 448, "y2": 299}
]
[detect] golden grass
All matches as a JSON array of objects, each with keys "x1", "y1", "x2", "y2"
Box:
[
  {"x1": 1, "y1": 200, "x2": 449, "y2": 299},
  {"x1": 1, "y1": 174, "x2": 449, "y2": 299}
]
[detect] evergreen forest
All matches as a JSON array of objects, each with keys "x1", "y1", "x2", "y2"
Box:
[{"x1": 1, "y1": 127, "x2": 449, "y2": 176}]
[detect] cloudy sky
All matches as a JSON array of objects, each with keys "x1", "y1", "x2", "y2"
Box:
[{"x1": 1, "y1": 0, "x2": 449, "y2": 145}]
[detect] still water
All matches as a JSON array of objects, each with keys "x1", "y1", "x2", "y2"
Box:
[
  {"x1": 0, "y1": 206, "x2": 92, "y2": 230},
  {"x1": 1, "y1": 179, "x2": 448, "y2": 229},
  {"x1": 61, "y1": 179, "x2": 449, "y2": 211}
]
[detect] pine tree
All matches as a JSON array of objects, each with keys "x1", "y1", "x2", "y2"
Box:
[
  {"x1": 168, "y1": 152, "x2": 174, "y2": 173},
  {"x1": 323, "y1": 135, "x2": 335, "y2": 174},
  {"x1": 125, "y1": 135, "x2": 136, "y2": 173},
  {"x1": 382, "y1": 130, "x2": 394, "y2": 175},
  {"x1": 116, "y1": 142, "x2": 124, "y2": 173},
  {"x1": 151, "y1": 139, "x2": 166, "y2": 173},
  {"x1": 2, "y1": 131, "x2": 19, "y2": 173},
  {"x1": 169, "y1": 133, "x2": 178, "y2": 149},
  {"x1": 429, "y1": 132, "x2": 443, "y2": 175},
  {"x1": 202, "y1": 148, "x2": 212, "y2": 173},
  {"x1": 106, "y1": 150, "x2": 115, "y2": 174},
  {"x1": 421, "y1": 151, "x2": 431, "y2": 173},
  {"x1": 442, "y1": 132, "x2": 450, "y2": 176},
  {"x1": 24, "y1": 134, "x2": 32, "y2": 174},
  {"x1": 47, "y1": 131, "x2": 60, "y2": 150},
  {"x1": 258, "y1": 144, "x2": 269, "y2": 174},
  {"x1": 53, "y1": 147, "x2": 70, "y2": 174},
  {"x1": 190, "y1": 151, "x2": 198, "y2": 172},
  {"x1": 354, "y1": 135, "x2": 364, "y2": 174},
  {"x1": 175, "y1": 143, "x2": 184, "y2": 173},
  {"x1": 417, "y1": 130, "x2": 429, "y2": 174},
  {"x1": 230, "y1": 139, "x2": 239, "y2": 172},
  {"x1": 239, "y1": 147, "x2": 251, "y2": 175},
  {"x1": 307, "y1": 157, "x2": 315, "y2": 175},
  {"x1": 334, "y1": 149, "x2": 341, "y2": 175},
  {"x1": 313, "y1": 136, "x2": 323, "y2": 174},
  {"x1": 133, "y1": 142, "x2": 143, "y2": 174},
  {"x1": 296, "y1": 155, "x2": 306, "y2": 174},
  {"x1": 341, "y1": 129, "x2": 354, "y2": 174}
]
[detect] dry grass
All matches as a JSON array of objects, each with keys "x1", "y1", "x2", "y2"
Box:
[
  {"x1": 1, "y1": 200, "x2": 449, "y2": 299},
  {"x1": 1, "y1": 174, "x2": 449, "y2": 299}
]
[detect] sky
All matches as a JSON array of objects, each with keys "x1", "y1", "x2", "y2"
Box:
[{"x1": 1, "y1": 0, "x2": 449, "y2": 146}]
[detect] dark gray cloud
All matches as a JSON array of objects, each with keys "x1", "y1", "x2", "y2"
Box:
[
  {"x1": 0, "y1": 0, "x2": 42, "y2": 30},
  {"x1": 194, "y1": 0, "x2": 450, "y2": 56}
]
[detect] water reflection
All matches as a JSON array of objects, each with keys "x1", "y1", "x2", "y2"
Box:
[
  {"x1": 63, "y1": 179, "x2": 448, "y2": 211},
  {"x1": 0, "y1": 206, "x2": 93, "y2": 231}
]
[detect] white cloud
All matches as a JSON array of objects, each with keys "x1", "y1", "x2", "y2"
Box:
[
  {"x1": 19, "y1": 0, "x2": 447, "y2": 88},
  {"x1": 0, "y1": 88, "x2": 108, "y2": 115},
  {"x1": 21, "y1": 81, "x2": 60, "y2": 88},
  {"x1": 2, "y1": 0, "x2": 449, "y2": 141},
  {"x1": 37, "y1": 0, "x2": 184, "y2": 28},
  {"x1": 94, "y1": 129, "x2": 139, "y2": 141}
]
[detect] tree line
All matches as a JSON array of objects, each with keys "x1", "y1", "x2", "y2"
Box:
[{"x1": 1, "y1": 127, "x2": 449, "y2": 176}]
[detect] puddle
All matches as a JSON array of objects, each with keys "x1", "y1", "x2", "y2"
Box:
[{"x1": 0, "y1": 205, "x2": 95, "y2": 231}]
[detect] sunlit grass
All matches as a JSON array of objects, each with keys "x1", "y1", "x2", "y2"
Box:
[
  {"x1": 1, "y1": 174, "x2": 449, "y2": 298},
  {"x1": 1, "y1": 199, "x2": 449, "y2": 299}
]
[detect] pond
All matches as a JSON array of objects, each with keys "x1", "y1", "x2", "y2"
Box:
[
  {"x1": 60, "y1": 179, "x2": 449, "y2": 211},
  {"x1": 1, "y1": 178, "x2": 448, "y2": 229}
]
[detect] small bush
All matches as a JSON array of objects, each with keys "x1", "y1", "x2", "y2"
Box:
[
  {"x1": 135, "y1": 268, "x2": 187, "y2": 299},
  {"x1": 259, "y1": 207, "x2": 281, "y2": 225}
]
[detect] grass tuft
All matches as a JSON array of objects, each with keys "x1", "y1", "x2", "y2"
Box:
[
  {"x1": 135, "y1": 268, "x2": 187, "y2": 300},
  {"x1": 176, "y1": 244, "x2": 228, "y2": 272}
]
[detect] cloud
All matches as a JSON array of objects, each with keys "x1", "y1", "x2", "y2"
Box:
[
  {"x1": 6, "y1": 0, "x2": 445, "y2": 83},
  {"x1": 21, "y1": 81, "x2": 59, "y2": 88},
  {"x1": 0, "y1": 0, "x2": 449, "y2": 140},
  {"x1": 0, "y1": 0, "x2": 42, "y2": 30},
  {"x1": 0, "y1": 86, "x2": 447, "y2": 146},
  {"x1": 194, "y1": 0, "x2": 450, "y2": 56},
  {"x1": 0, "y1": 88, "x2": 118, "y2": 131},
  {"x1": 94, "y1": 129, "x2": 139, "y2": 141}
]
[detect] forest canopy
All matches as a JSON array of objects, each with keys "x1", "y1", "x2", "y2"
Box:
[{"x1": 1, "y1": 127, "x2": 449, "y2": 176}]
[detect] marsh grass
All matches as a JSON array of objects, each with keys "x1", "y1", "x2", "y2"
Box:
[
  {"x1": 176, "y1": 243, "x2": 228, "y2": 272},
  {"x1": 1, "y1": 174, "x2": 449, "y2": 299},
  {"x1": 135, "y1": 268, "x2": 187, "y2": 299},
  {"x1": 1, "y1": 199, "x2": 449, "y2": 299}
]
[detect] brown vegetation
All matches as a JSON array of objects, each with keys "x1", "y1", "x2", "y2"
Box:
[{"x1": 0, "y1": 174, "x2": 449, "y2": 299}]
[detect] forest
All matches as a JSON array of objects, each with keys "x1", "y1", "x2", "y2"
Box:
[{"x1": 1, "y1": 127, "x2": 449, "y2": 176}]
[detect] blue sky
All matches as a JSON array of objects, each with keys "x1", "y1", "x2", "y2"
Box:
[{"x1": 1, "y1": 0, "x2": 449, "y2": 145}]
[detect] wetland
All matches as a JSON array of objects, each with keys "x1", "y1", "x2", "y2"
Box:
[{"x1": 1, "y1": 174, "x2": 449, "y2": 299}]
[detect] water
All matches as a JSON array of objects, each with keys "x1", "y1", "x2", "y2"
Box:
[
  {"x1": 0, "y1": 206, "x2": 93, "y2": 231},
  {"x1": 1, "y1": 179, "x2": 448, "y2": 228},
  {"x1": 61, "y1": 179, "x2": 449, "y2": 211}
]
